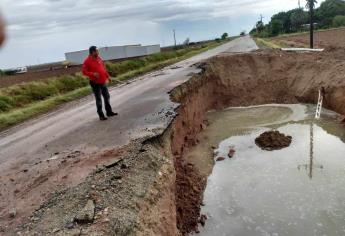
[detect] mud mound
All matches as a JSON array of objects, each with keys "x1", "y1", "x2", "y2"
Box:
[{"x1": 255, "y1": 131, "x2": 292, "y2": 151}]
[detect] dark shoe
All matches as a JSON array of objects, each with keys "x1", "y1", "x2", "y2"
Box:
[
  {"x1": 107, "y1": 112, "x2": 118, "y2": 117},
  {"x1": 100, "y1": 116, "x2": 108, "y2": 121}
]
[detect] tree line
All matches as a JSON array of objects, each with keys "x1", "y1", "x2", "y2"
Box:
[{"x1": 251, "y1": 0, "x2": 345, "y2": 37}]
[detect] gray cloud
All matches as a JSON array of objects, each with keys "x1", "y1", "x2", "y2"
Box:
[
  {"x1": 1, "y1": 0, "x2": 309, "y2": 37},
  {"x1": 0, "y1": 0, "x2": 322, "y2": 68}
]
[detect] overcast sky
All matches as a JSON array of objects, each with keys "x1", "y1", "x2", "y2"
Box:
[{"x1": 0, "y1": 0, "x2": 322, "y2": 69}]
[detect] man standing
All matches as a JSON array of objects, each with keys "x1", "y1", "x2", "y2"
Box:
[{"x1": 82, "y1": 46, "x2": 118, "y2": 120}]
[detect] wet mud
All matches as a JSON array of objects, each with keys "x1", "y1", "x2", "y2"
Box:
[{"x1": 255, "y1": 131, "x2": 292, "y2": 151}]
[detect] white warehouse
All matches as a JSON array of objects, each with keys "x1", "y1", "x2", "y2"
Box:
[{"x1": 65, "y1": 44, "x2": 161, "y2": 65}]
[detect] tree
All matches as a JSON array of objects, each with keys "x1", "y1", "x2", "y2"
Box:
[
  {"x1": 221, "y1": 33, "x2": 228, "y2": 40},
  {"x1": 306, "y1": 0, "x2": 318, "y2": 48},
  {"x1": 318, "y1": 0, "x2": 345, "y2": 18},
  {"x1": 271, "y1": 11, "x2": 292, "y2": 33},
  {"x1": 270, "y1": 19, "x2": 283, "y2": 36},
  {"x1": 318, "y1": 0, "x2": 345, "y2": 27},
  {"x1": 290, "y1": 8, "x2": 308, "y2": 31},
  {"x1": 333, "y1": 15, "x2": 345, "y2": 27},
  {"x1": 256, "y1": 20, "x2": 265, "y2": 33}
]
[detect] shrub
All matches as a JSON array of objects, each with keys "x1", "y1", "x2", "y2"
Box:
[
  {"x1": 21, "y1": 82, "x2": 59, "y2": 100},
  {"x1": 0, "y1": 96, "x2": 14, "y2": 112},
  {"x1": 106, "y1": 59, "x2": 147, "y2": 77},
  {"x1": 333, "y1": 15, "x2": 345, "y2": 27},
  {"x1": 52, "y1": 75, "x2": 88, "y2": 92}
]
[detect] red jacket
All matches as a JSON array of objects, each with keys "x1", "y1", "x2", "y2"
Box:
[{"x1": 82, "y1": 55, "x2": 110, "y2": 85}]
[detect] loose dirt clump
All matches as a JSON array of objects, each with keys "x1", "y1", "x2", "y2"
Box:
[{"x1": 255, "y1": 131, "x2": 292, "y2": 151}]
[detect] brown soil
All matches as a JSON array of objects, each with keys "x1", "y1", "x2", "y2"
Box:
[
  {"x1": 0, "y1": 66, "x2": 81, "y2": 88},
  {"x1": 174, "y1": 159, "x2": 205, "y2": 235},
  {"x1": 255, "y1": 131, "x2": 292, "y2": 151},
  {"x1": 272, "y1": 27, "x2": 345, "y2": 49},
  {"x1": 0, "y1": 146, "x2": 128, "y2": 234},
  {"x1": 4, "y1": 48, "x2": 345, "y2": 235}
]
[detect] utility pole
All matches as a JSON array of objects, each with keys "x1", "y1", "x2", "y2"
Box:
[
  {"x1": 298, "y1": 0, "x2": 301, "y2": 9},
  {"x1": 260, "y1": 14, "x2": 264, "y2": 23},
  {"x1": 308, "y1": 0, "x2": 315, "y2": 49},
  {"x1": 173, "y1": 29, "x2": 176, "y2": 48}
]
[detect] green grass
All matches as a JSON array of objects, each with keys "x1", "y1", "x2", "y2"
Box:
[
  {"x1": 0, "y1": 40, "x2": 229, "y2": 130},
  {"x1": 0, "y1": 87, "x2": 91, "y2": 129},
  {"x1": 0, "y1": 74, "x2": 89, "y2": 113},
  {"x1": 254, "y1": 38, "x2": 281, "y2": 49}
]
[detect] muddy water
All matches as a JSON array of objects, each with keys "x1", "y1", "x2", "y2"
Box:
[{"x1": 189, "y1": 104, "x2": 345, "y2": 236}]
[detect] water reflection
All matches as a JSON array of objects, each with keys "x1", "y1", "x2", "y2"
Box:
[
  {"x1": 297, "y1": 123, "x2": 324, "y2": 179},
  {"x1": 193, "y1": 105, "x2": 345, "y2": 236}
]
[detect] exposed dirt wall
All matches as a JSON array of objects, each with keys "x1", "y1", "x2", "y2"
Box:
[{"x1": 166, "y1": 49, "x2": 345, "y2": 235}]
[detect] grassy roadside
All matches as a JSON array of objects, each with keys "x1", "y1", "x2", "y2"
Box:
[
  {"x1": 254, "y1": 38, "x2": 282, "y2": 49},
  {"x1": 0, "y1": 39, "x2": 231, "y2": 130}
]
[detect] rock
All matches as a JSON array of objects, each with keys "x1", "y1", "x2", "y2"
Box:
[
  {"x1": 121, "y1": 163, "x2": 128, "y2": 169},
  {"x1": 74, "y1": 200, "x2": 95, "y2": 224},
  {"x1": 199, "y1": 214, "x2": 207, "y2": 226},
  {"x1": 216, "y1": 157, "x2": 225, "y2": 162},
  {"x1": 95, "y1": 166, "x2": 105, "y2": 173},
  {"x1": 340, "y1": 116, "x2": 345, "y2": 123},
  {"x1": 9, "y1": 208, "x2": 16, "y2": 218},
  {"x1": 228, "y1": 149, "x2": 236, "y2": 158},
  {"x1": 64, "y1": 228, "x2": 82, "y2": 236},
  {"x1": 111, "y1": 175, "x2": 122, "y2": 181},
  {"x1": 66, "y1": 222, "x2": 75, "y2": 229},
  {"x1": 200, "y1": 123, "x2": 207, "y2": 130}
]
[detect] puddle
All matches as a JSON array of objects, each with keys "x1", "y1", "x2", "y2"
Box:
[{"x1": 188, "y1": 104, "x2": 345, "y2": 236}]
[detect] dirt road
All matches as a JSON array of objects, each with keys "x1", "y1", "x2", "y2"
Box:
[{"x1": 0, "y1": 36, "x2": 258, "y2": 230}]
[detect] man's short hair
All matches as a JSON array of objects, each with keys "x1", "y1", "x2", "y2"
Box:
[{"x1": 89, "y1": 46, "x2": 97, "y2": 54}]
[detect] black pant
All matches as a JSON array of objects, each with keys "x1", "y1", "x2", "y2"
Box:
[{"x1": 90, "y1": 81, "x2": 113, "y2": 117}]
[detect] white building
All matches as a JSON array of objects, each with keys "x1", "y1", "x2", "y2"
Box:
[{"x1": 65, "y1": 44, "x2": 161, "y2": 65}]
